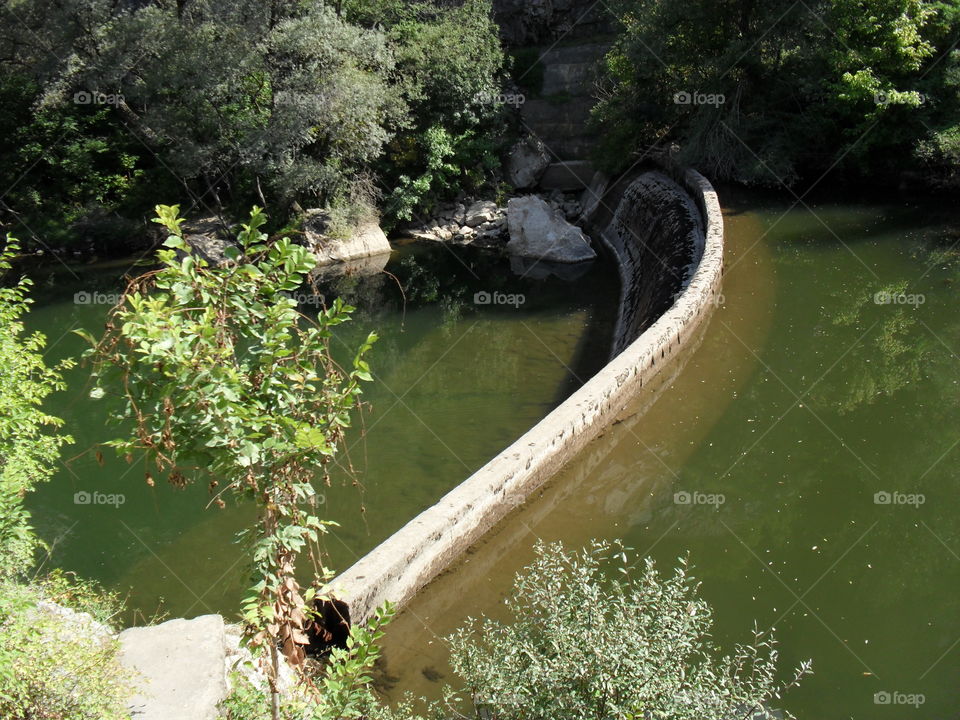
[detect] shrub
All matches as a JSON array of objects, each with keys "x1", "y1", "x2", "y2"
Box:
[
  {"x1": 0, "y1": 236, "x2": 74, "y2": 577},
  {"x1": 382, "y1": 541, "x2": 811, "y2": 720},
  {"x1": 0, "y1": 236, "x2": 132, "y2": 720},
  {"x1": 83, "y1": 204, "x2": 379, "y2": 715},
  {"x1": 0, "y1": 577, "x2": 133, "y2": 720}
]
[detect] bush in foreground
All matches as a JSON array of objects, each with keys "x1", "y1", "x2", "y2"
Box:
[
  {"x1": 384, "y1": 541, "x2": 811, "y2": 720},
  {"x1": 0, "y1": 236, "x2": 133, "y2": 719}
]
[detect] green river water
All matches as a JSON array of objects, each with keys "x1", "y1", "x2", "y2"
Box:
[
  {"x1": 376, "y1": 189, "x2": 960, "y2": 720},
  {"x1": 25, "y1": 241, "x2": 619, "y2": 622},
  {"x1": 22, "y1": 188, "x2": 960, "y2": 719}
]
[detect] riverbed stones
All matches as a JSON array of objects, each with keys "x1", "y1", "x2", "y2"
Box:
[
  {"x1": 506, "y1": 195, "x2": 596, "y2": 263},
  {"x1": 119, "y1": 614, "x2": 228, "y2": 720},
  {"x1": 507, "y1": 134, "x2": 552, "y2": 190},
  {"x1": 465, "y1": 200, "x2": 500, "y2": 227},
  {"x1": 401, "y1": 200, "x2": 509, "y2": 247}
]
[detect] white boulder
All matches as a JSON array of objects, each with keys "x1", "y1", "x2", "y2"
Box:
[
  {"x1": 304, "y1": 210, "x2": 391, "y2": 266},
  {"x1": 506, "y1": 196, "x2": 596, "y2": 263}
]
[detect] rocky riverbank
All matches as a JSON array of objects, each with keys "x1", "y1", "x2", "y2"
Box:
[{"x1": 397, "y1": 189, "x2": 594, "y2": 254}]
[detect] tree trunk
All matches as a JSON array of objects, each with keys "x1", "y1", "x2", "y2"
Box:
[{"x1": 270, "y1": 644, "x2": 281, "y2": 720}]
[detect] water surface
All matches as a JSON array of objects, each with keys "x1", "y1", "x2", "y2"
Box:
[
  {"x1": 24, "y1": 241, "x2": 619, "y2": 622},
  {"x1": 377, "y1": 189, "x2": 960, "y2": 719}
]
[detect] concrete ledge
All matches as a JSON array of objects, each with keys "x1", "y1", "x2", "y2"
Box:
[{"x1": 328, "y1": 168, "x2": 724, "y2": 624}]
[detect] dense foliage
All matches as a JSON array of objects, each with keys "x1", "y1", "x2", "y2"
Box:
[
  {"x1": 0, "y1": 0, "x2": 506, "y2": 250},
  {"x1": 0, "y1": 237, "x2": 132, "y2": 719},
  {"x1": 0, "y1": 578, "x2": 133, "y2": 720},
  {"x1": 381, "y1": 541, "x2": 810, "y2": 720},
  {"x1": 595, "y1": 0, "x2": 960, "y2": 188},
  {"x1": 343, "y1": 0, "x2": 508, "y2": 227}
]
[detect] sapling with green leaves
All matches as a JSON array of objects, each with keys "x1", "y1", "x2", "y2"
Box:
[{"x1": 81, "y1": 205, "x2": 378, "y2": 716}]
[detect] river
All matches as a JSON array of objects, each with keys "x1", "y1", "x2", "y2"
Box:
[
  {"x1": 376, "y1": 187, "x2": 960, "y2": 720},
  {"x1": 25, "y1": 240, "x2": 619, "y2": 623},
  {"x1": 22, "y1": 187, "x2": 960, "y2": 718}
]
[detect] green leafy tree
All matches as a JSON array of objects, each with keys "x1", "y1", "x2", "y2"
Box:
[
  {"x1": 0, "y1": 237, "x2": 132, "y2": 719},
  {"x1": 0, "y1": 75, "x2": 145, "y2": 249},
  {"x1": 0, "y1": 0, "x2": 403, "y2": 229},
  {"x1": 596, "y1": 0, "x2": 956, "y2": 186},
  {"x1": 354, "y1": 0, "x2": 507, "y2": 226},
  {"x1": 83, "y1": 205, "x2": 377, "y2": 717}
]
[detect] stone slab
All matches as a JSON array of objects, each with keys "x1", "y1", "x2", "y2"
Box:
[{"x1": 119, "y1": 614, "x2": 228, "y2": 720}]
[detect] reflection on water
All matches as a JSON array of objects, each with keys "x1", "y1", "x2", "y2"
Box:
[
  {"x1": 378, "y1": 191, "x2": 960, "y2": 719},
  {"x1": 24, "y1": 241, "x2": 619, "y2": 622}
]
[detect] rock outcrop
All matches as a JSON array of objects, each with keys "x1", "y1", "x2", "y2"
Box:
[
  {"x1": 514, "y1": 42, "x2": 612, "y2": 195},
  {"x1": 182, "y1": 216, "x2": 234, "y2": 266},
  {"x1": 304, "y1": 210, "x2": 392, "y2": 267},
  {"x1": 506, "y1": 195, "x2": 596, "y2": 263},
  {"x1": 507, "y1": 134, "x2": 552, "y2": 190}
]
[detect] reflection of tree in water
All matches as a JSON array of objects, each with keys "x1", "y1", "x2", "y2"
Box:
[
  {"x1": 821, "y1": 285, "x2": 930, "y2": 415},
  {"x1": 817, "y1": 232, "x2": 960, "y2": 417}
]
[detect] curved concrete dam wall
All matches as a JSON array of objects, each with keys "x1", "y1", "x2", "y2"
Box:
[{"x1": 327, "y1": 168, "x2": 725, "y2": 625}]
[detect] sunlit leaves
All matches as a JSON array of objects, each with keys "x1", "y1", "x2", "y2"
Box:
[
  {"x1": 82, "y1": 204, "x2": 375, "y2": 690},
  {"x1": 443, "y1": 541, "x2": 811, "y2": 720},
  {"x1": 0, "y1": 235, "x2": 74, "y2": 576}
]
